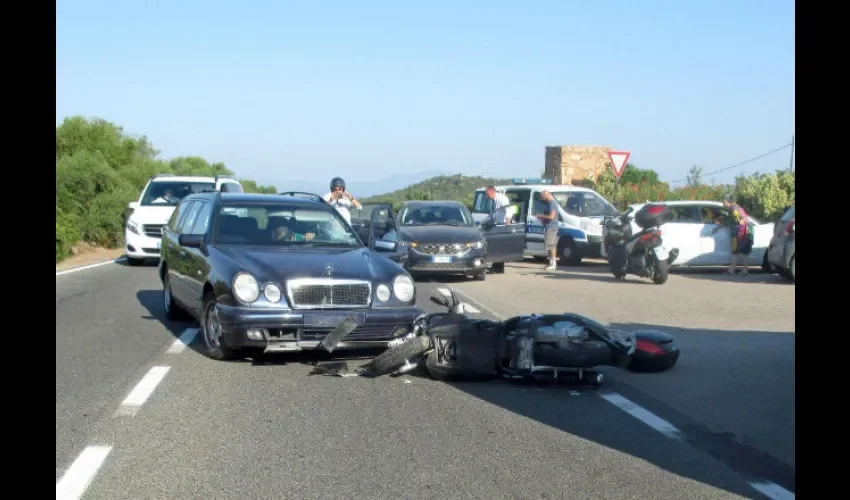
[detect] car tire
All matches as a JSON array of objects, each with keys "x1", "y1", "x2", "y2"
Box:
[
  {"x1": 163, "y1": 274, "x2": 188, "y2": 321},
  {"x1": 473, "y1": 270, "x2": 487, "y2": 281},
  {"x1": 491, "y1": 262, "x2": 505, "y2": 273},
  {"x1": 200, "y1": 292, "x2": 239, "y2": 361},
  {"x1": 557, "y1": 237, "x2": 582, "y2": 266},
  {"x1": 761, "y1": 250, "x2": 773, "y2": 273},
  {"x1": 789, "y1": 255, "x2": 795, "y2": 282}
]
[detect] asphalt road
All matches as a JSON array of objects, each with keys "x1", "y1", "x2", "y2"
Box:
[{"x1": 56, "y1": 258, "x2": 795, "y2": 500}]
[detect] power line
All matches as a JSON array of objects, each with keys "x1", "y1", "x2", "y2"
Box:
[{"x1": 669, "y1": 141, "x2": 794, "y2": 184}]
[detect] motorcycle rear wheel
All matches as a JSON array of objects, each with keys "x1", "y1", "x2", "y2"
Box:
[{"x1": 652, "y1": 259, "x2": 669, "y2": 284}]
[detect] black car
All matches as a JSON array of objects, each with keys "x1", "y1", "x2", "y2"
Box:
[
  {"x1": 368, "y1": 200, "x2": 526, "y2": 280},
  {"x1": 157, "y1": 191, "x2": 422, "y2": 360}
]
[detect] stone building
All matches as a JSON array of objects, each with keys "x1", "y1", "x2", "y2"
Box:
[{"x1": 544, "y1": 145, "x2": 613, "y2": 185}]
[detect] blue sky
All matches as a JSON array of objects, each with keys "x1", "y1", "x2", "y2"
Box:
[{"x1": 56, "y1": 0, "x2": 795, "y2": 192}]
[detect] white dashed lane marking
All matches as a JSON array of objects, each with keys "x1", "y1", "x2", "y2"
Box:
[
  {"x1": 56, "y1": 445, "x2": 112, "y2": 500},
  {"x1": 167, "y1": 328, "x2": 199, "y2": 354},
  {"x1": 437, "y1": 288, "x2": 480, "y2": 313},
  {"x1": 748, "y1": 481, "x2": 795, "y2": 500},
  {"x1": 600, "y1": 392, "x2": 683, "y2": 440},
  {"x1": 114, "y1": 366, "x2": 170, "y2": 417}
]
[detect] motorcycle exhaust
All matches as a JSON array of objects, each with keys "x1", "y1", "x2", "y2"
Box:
[{"x1": 667, "y1": 248, "x2": 679, "y2": 265}]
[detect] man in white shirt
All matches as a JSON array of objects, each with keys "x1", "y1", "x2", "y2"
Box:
[
  {"x1": 323, "y1": 176, "x2": 361, "y2": 225},
  {"x1": 485, "y1": 185, "x2": 514, "y2": 224}
]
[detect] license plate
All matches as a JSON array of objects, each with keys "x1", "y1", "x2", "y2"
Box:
[
  {"x1": 432, "y1": 255, "x2": 452, "y2": 263},
  {"x1": 304, "y1": 312, "x2": 365, "y2": 328}
]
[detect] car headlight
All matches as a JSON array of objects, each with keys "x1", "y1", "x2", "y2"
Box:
[
  {"x1": 233, "y1": 273, "x2": 260, "y2": 303},
  {"x1": 392, "y1": 275, "x2": 415, "y2": 302},
  {"x1": 126, "y1": 221, "x2": 140, "y2": 235},
  {"x1": 376, "y1": 284, "x2": 391, "y2": 302},
  {"x1": 263, "y1": 283, "x2": 282, "y2": 303},
  {"x1": 466, "y1": 240, "x2": 484, "y2": 249}
]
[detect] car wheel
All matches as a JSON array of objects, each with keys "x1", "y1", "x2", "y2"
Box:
[
  {"x1": 789, "y1": 255, "x2": 795, "y2": 282},
  {"x1": 557, "y1": 237, "x2": 582, "y2": 266},
  {"x1": 163, "y1": 274, "x2": 188, "y2": 321},
  {"x1": 473, "y1": 270, "x2": 487, "y2": 281},
  {"x1": 762, "y1": 250, "x2": 773, "y2": 273},
  {"x1": 200, "y1": 293, "x2": 239, "y2": 361}
]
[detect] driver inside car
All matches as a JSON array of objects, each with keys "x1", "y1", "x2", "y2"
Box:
[{"x1": 269, "y1": 219, "x2": 315, "y2": 242}]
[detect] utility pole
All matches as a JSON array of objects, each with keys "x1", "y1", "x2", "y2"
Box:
[{"x1": 789, "y1": 134, "x2": 795, "y2": 172}]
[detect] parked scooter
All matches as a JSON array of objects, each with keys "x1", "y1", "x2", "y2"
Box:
[
  {"x1": 323, "y1": 288, "x2": 680, "y2": 384},
  {"x1": 602, "y1": 204, "x2": 679, "y2": 284}
]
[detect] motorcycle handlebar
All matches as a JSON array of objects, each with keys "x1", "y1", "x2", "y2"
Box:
[{"x1": 430, "y1": 295, "x2": 449, "y2": 307}]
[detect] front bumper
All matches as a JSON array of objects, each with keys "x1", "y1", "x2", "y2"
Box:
[
  {"x1": 405, "y1": 248, "x2": 487, "y2": 274},
  {"x1": 125, "y1": 228, "x2": 162, "y2": 259},
  {"x1": 216, "y1": 304, "x2": 423, "y2": 352}
]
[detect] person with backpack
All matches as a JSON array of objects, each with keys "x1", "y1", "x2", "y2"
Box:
[{"x1": 713, "y1": 195, "x2": 754, "y2": 276}]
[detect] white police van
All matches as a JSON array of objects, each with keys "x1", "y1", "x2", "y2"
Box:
[{"x1": 471, "y1": 178, "x2": 619, "y2": 265}]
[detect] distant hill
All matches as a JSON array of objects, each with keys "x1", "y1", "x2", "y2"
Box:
[{"x1": 361, "y1": 174, "x2": 513, "y2": 209}]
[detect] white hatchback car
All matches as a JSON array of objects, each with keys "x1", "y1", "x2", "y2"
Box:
[
  {"x1": 601, "y1": 200, "x2": 775, "y2": 269},
  {"x1": 124, "y1": 174, "x2": 243, "y2": 265}
]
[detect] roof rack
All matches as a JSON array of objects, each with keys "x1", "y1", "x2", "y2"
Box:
[{"x1": 278, "y1": 192, "x2": 327, "y2": 203}]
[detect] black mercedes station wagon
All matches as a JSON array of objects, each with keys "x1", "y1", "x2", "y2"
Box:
[{"x1": 157, "y1": 191, "x2": 421, "y2": 360}]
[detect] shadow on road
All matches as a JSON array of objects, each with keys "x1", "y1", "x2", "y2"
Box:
[{"x1": 439, "y1": 320, "x2": 795, "y2": 498}]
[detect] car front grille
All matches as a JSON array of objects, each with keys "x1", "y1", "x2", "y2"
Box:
[
  {"x1": 416, "y1": 243, "x2": 466, "y2": 254},
  {"x1": 143, "y1": 224, "x2": 165, "y2": 239},
  {"x1": 286, "y1": 279, "x2": 371, "y2": 309}
]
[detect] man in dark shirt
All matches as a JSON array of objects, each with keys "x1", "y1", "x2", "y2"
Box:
[{"x1": 537, "y1": 190, "x2": 560, "y2": 270}]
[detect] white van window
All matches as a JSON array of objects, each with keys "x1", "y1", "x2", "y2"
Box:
[
  {"x1": 532, "y1": 191, "x2": 619, "y2": 218},
  {"x1": 473, "y1": 189, "x2": 531, "y2": 217}
]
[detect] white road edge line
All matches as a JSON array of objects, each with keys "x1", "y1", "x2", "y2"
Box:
[
  {"x1": 114, "y1": 366, "x2": 170, "y2": 417},
  {"x1": 451, "y1": 288, "x2": 504, "y2": 320},
  {"x1": 167, "y1": 328, "x2": 199, "y2": 354},
  {"x1": 56, "y1": 257, "x2": 127, "y2": 276},
  {"x1": 600, "y1": 392, "x2": 683, "y2": 440},
  {"x1": 748, "y1": 480, "x2": 795, "y2": 500},
  {"x1": 56, "y1": 445, "x2": 112, "y2": 500},
  {"x1": 437, "y1": 288, "x2": 451, "y2": 296}
]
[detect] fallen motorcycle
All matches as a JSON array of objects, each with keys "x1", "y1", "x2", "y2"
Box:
[{"x1": 318, "y1": 288, "x2": 680, "y2": 384}]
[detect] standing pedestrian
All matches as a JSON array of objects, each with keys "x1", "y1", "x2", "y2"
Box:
[
  {"x1": 537, "y1": 190, "x2": 561, "y2": 270},
  {"x1": 484, "y1": 185, "x2": 513, "y2": 224},
  {"x1": 323, "y1": 177, "x2": 361, "y2": 225},
  {"x1": 713, "y1": 194, "x2": 753, "y2": 275}
]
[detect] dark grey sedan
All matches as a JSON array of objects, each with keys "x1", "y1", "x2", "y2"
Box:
[{"x1": 767, "y1": 205, "x2": 795, "y2": 282}]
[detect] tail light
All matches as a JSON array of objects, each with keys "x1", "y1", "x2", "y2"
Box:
[
  {"x1": 784, "y1": 220, "x2": 795, "y2": 235},
  {"x1": 636, "y1": 339, "x2": 665, "y2": 355}
]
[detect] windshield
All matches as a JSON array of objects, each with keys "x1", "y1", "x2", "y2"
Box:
[
  {"x1": 142, "y1": 181, "x2": 215, "y2": 206},
  {"x1": 214, "y1": 203, "x2": 361, "y2": 247},
  {"x1": 550, "y1": 191, "x2": 619, "y2": 218},
  {"x1": 397, "y1": 205, "x2": 474, "y2": 226}
]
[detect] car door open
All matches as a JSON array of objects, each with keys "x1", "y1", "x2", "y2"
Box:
[
  {"x1": 368, "y1": 204, "x2": 408, "y2": 264},
  {"x1": 478, "y1": 206, "x2": 526, "y2": 264}
]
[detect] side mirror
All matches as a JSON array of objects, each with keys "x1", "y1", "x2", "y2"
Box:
[
  {"x1": 374, "y1": 239, "x2": 397, "y2": 251},
  {"x1": 480, "y1": 218, "x2": 494, "y2": 231},
  {"x1": 179, "y1": 234, "x2": 205, "y2": 248}
]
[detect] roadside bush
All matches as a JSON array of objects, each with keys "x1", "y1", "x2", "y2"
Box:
[
  {"x1": 734, "y1": 171, "x2": 794, "y2": 221},
  {"x1": 55, "y1": 116, "x2": 278, "y2": 263}
]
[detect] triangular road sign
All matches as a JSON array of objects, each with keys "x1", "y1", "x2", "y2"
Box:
[{"x1": 608, "y1": 151, "x2": 630, "y2": 179}]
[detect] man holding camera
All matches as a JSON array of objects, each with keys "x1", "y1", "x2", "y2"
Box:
[{"x1": 323, "y1": 176, "x2": 362, "y2": 225}]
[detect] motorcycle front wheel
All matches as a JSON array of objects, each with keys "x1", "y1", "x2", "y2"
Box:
[{"x1": 364, "y1": 336, "x2": 433, "y2": 376}]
